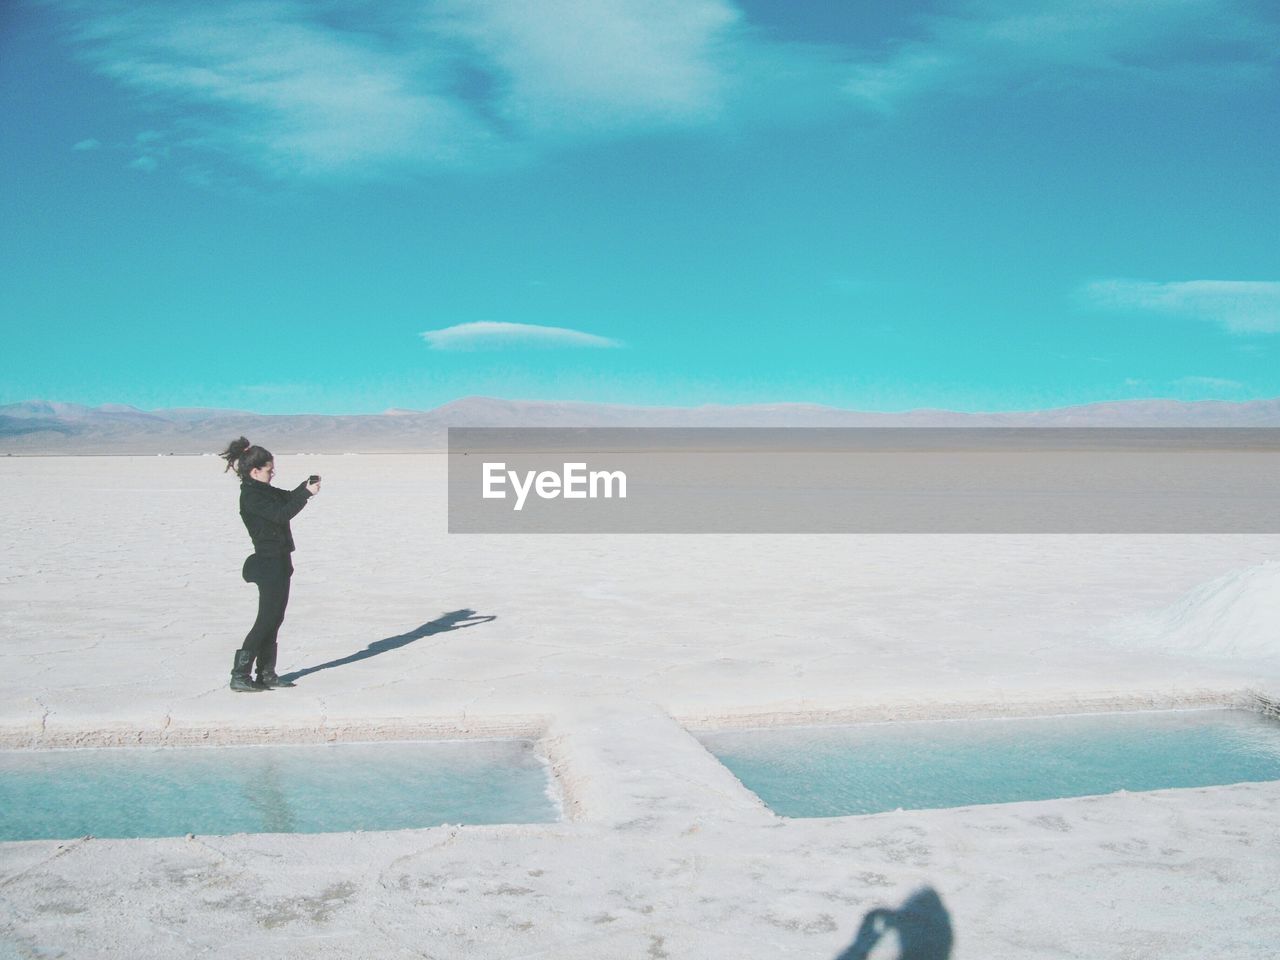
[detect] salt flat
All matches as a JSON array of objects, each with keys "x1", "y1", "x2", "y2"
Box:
[{"x1": 1, "y1": 455, "x2": 1278, "y2": 958}]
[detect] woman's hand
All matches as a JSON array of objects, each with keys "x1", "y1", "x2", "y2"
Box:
[{"x1": 306, "y1": 479, "x2": 321, "y2": 496}]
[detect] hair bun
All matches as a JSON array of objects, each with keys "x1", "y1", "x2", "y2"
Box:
[{"x1": 219, "y1": 436, "x2": 256, "y2": 473}]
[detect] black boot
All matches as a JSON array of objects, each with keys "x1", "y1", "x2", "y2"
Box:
[
  {"x1": 230, "y1": 650, "x2": 266, "y2": 692},
  {"x1": 255, "y1": 641, "x2": 295, "y2": 687}
]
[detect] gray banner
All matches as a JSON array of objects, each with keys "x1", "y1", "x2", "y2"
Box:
[{"x1": 447, "y1": 428, "x2": 1280, "y2": 533}]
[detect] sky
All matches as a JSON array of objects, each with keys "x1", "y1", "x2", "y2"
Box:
[{"x1": 2, "y1": 0, "x2": 1278, "y2": 415}]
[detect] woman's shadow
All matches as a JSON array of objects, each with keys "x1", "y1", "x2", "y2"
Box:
[{"x1": 279, "y1": 609, "x2": 495, "y2": 684}]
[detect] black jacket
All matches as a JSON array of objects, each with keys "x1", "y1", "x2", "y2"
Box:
[{"x1": 240, "y1": 477, "x2": 311, "y2": 556}]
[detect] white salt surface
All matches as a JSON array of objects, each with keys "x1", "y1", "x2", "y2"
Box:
[
  {"x1": 1108, "y1": 560, "x2": 1280, "y2": 659},
  {"x1": 1, "y1": 455, "x2": 1279, "y2": 958}
]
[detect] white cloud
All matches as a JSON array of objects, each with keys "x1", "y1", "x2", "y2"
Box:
[
  {"x1": 1176, "y1": 375, "x2": 1244, "y2": 390},
  {"x1": 72, "y1": 138, "x2": 101, "y2": 150},
  {"x1": 433, "y1": 0, "x2": 739, "y2": 136},
  {"x1": 420, "y1": 322, "x2": 622, "y2": 350},
  {"x1": 59, "y1": 1, "x2": 492, "y2": 179},
  {"x1": 49, "y1": 0, "x2": 758, "y2": 179},
  {"x1": 1083, "y1": 280, "x2": 1280, "y2": 334},
  {"x1": 240, "y1": 382, "x2": 312, "y2": 395},
  {"x1": 49, "y1": 0, "x2": 1274, "y2": 180},
  {"x1": 845, "y1": 0, "x2": 1277, "y2": 111},
  {"x1": 128, "y1": 155, "x2": 159, "y2": 172}
]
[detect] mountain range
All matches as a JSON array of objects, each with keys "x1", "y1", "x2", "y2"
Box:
[{"x1": 3, "y1": 396, "x2": 1280, "y2": 455}]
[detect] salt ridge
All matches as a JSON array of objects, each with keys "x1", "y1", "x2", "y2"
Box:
[{"x1": 1117, "y1": 560, "x2": 1280, "y2": 658}]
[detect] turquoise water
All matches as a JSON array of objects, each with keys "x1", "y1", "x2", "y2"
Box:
[
  {"x1": 0, "y1": 739, "x2": 558, "y2": 841},
  {"x1": 699, "y1": 708, "x2": 1280, "y2": 818}
]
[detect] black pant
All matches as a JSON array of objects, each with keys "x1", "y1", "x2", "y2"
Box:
[{"x1": 241, "y1": 554, "x2": 293, "y2": 676}]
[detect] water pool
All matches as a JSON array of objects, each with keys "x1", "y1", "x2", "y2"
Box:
[
  {"x1": 0, "y1": 738, "x2": 558, "y2": 841},
  {"x1": 698, "y1": 708, "x2": 1280, "y2": 818}
]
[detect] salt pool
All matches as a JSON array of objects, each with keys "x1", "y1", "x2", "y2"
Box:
[
  {"x1": 0, "y1": 739, "x2": 558, "y2": 841},
  {"x1": 698, "y1": 708, "x2": 1280, "y2": 818}
]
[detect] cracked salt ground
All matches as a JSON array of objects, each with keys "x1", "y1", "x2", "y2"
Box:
[{"x1": 1, "y1": 456, "x2": 1279, "y2": 957}]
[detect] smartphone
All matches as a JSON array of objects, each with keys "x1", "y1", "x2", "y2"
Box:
[{"x1": 308, "y1": 475, "x2": 321, "y2": 484}]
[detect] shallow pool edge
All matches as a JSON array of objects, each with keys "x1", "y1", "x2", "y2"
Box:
[
  {"x1": 0, "y1": 714, "x2": 551, "y2": 751},
  {"x1": 677, "y1": 687, "x2": 1278, "y2": 733}
]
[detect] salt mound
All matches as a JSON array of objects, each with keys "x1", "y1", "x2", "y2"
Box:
[{"x1": 1117, "y1": 561, "x2": 1280, "y2": 659}]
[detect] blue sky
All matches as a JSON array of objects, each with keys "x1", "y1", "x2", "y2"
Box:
[{"x1": 2, "y1": 0, "x2": 1277, "y2": 414}]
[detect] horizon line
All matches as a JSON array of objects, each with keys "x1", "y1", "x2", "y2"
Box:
[{"x1": 4, "y1": 394, "x2": 1280, "y2": 420}]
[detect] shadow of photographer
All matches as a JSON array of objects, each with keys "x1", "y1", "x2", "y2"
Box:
[
  {"x1": 280, "y1": 608, "x2": 496, "y2": 684},
  {"x1": 834, "y1": 887, "x2": 953, "y2": 960}
]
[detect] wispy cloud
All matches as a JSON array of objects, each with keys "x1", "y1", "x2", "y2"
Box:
[
  {"x1": 437, "y1": 0, "x2": 740, "y2": 137},
  {"x1": 48, "y1": 0, "x2": 764, "y2": 179},
  {"x1": 55, "y1": 1, "x2": 493, "y2": 179},
  {"x1": 1176, "y1": 375, "x2": 1244, "y2": 390},
  {"x1": 72, "y1": 138, "x2": 101, "y2": 151},
  {"x1": 47, "y1": 0, "x2": 1276, "y2": 180},
  {"x1": 1082, "y1": 279, "x2": 1280, "y2": 334},
  {"x1": 845, "y1": 0, "x2": 1278, "y2": 111},
  {"x1": 240, "y1": 382, "x2": 313, "y2": 396},
  {"x1": 420, "y1": 322, "x2": 622, "y2": 350}
]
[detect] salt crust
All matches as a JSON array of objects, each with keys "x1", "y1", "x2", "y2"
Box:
[
  {"x1": 2, "y1": 456, "x2": 1279, "y2": 958},
  {"x1": 1111, "y1": 560, "x2": 1280, "y2": 659}
]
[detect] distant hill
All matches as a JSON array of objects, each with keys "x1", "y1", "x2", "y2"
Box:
[{"x1": 2, "y1": 396, "x2": 1279, "y2": 455}]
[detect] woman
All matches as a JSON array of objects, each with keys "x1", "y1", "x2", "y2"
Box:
[{"x1": 219, "y1": 437, "x2": 320, "y2": 692}]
